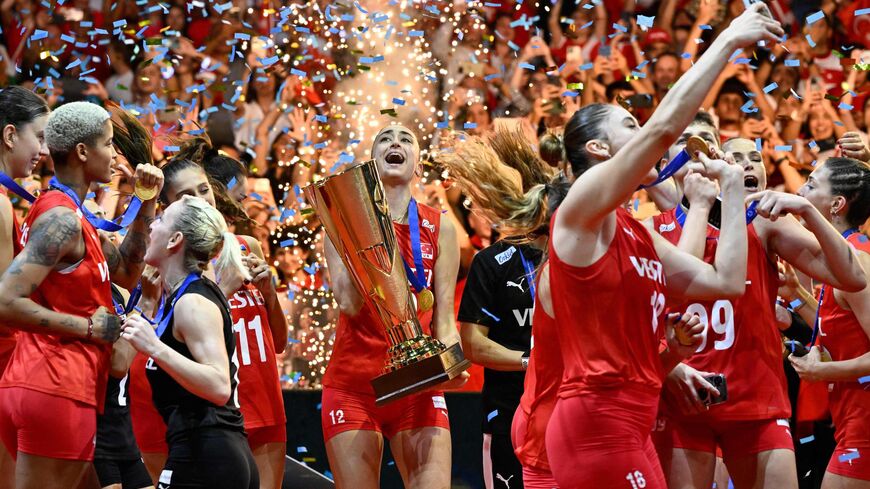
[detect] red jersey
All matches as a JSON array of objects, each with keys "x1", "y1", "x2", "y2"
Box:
[
  {"x1": 515, "y1": 296, "x2": 561, "y2": 471},
  {"x1": 0, "y1": 191, "x2": 113, "y2": 409},
  {"x1": 818, "y1": 232, "x2": 870, "y2": 448},
  {"x1": 323, "y1": 202, "x2": 441, "y2": 395},
  {"x1": 653, "y1": 209, "x2": 789, "y2": 421},
  {"x1": 229, "y1": 236, "x2": 286, "y2": 429},
  {"x1": 549, "y1": 208, "x2": 667, "y2": 399},
  {"x1": 0, "y1": 190, "x2": 23, "y2": 373}
]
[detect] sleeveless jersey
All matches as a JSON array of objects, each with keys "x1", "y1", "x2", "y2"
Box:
[
  {"x1": 0, "y1": 190, "x2": 113, "y2": 409},
  {"x1": 323, "y1": 201, "x2": 441, "y2": 395},
  {"x1": 818, "y1": 232, "x2": 870, "y2": 448},
  {"x1": 229, "y1": 236, "x2": 286, "y2": 429},
  {"x1": 0, "y1": 190, "x2": 22, "y2": 373},
  {"x1": 653, "y1": 208, "x2": 789, "y2": 421},
  {"x1": 549, "y1": 208, "x2": 667, "y2": 399},
  {"x1": 146, "y1": 278, "x2": 245, "y2": 444},
  {"x1": 515, "y1": 291, "x2": 562, "y2": 471}
]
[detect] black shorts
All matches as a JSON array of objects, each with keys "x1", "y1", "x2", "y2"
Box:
[
  {"x1": 93, "y1": 457, "x2": 153, "y2": 489},
  {"x1": 158, "y1": 428, "x2": 258, "y2": 489}
]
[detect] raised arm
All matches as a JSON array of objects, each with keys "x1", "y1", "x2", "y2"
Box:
[
  {"x1": 653, "y1": 156, "x2": 748, "y2": 300},
  {"x1": 557, "y1": 6, "x2": 782, "y2": 233},
  {"x1": 676, "y1": 172, "x2": 717, "y2": 258},
  {"x1": 101, "y1": 164, "x2": 164, "y2": 291},
  {"x1": 752, "y1": 191, "x2": 867, "y2": 292},
  {"x1": 323, "y1": 235, "x2": 363, "y2": 315},
  {"x1": 124, "y1": 295, "x2": 232, "y2": 406},
  {"x1": 432, "y1": 214, "x2": 460, "y2": 347},
  {"x1": 0, "y1": 207, "x2": 120, "y2": 342},
  {"x1": 243, "y1": 236, "x2": 289, "y2": 354}
]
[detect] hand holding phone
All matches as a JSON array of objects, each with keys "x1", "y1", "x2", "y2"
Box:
[
  {"x1": 784, "y1": 340, "x2": 810, "y2": 357},
  {"x1": 697, "y1": 374, "x2": 728, "y2": 406}
]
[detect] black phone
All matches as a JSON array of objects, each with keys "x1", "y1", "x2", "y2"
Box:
[
  {"x1": 748, "y1": 0, "x2": 774, "y2": 20},
  {"x1": 680, "y1": 196, "x2": 723, "y2": 229},
  {"x1": 784, "y1": 340, "x2": 810, "y2": 357},
  {"x1": 627, "y1": 94, "x2": 654, "y2": 109},
  {"x1": 698, "y1": 374, "x2": 728, "y2": 406}
]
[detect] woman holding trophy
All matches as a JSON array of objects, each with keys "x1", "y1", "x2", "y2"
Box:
[{"x1": 317, "y1": 124, "x2": 468, "y2": 489}]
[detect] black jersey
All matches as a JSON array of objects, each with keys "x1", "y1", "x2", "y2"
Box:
[
  {"x1": 146, "y1": 277, "x2": 245, "y2": 444},
  {"x1": 94, "y1": 285, "x2": 142, "y2": 461},
  {"x1": 457, "y1": 241, "x2": 541, "y2": 435}
]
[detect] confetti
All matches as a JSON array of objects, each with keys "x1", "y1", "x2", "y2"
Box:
[
  {"x1": 839, "y1": 450, "x2": 860, "y2": 463},
  {"x1": 487, "y1": 410, "x2": 499, "y2": 422},
  {"x1": 763, "y1": 82, "x2": 778, "y2": 94},
  {"x1": 637, "y1": 15, "x2": 655, "y2": 29},
  {"x1": 799, "y1": 436, "x2": 815, "y2": 444},
  {"x1": 806, "y1": 11, "x2": 825, "y2": 25}
]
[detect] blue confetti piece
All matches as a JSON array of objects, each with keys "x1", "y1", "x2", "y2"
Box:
[
  {"x1": 481, "y1": 308, "x2": 500, "y2": 322},
  {"x1": 290, "y1": 68, "x2": 306, "y2": 77},
  {"x1": 839, "y1": 450, "x2": 860, "y2": 463},
  {"x1": 392, "y1": 97, "x2": 406, "y2": 106},
  {"x1": 464, "y1": 122, "x2": 477, "y2": 129},
  {"x1": 800, "y1": 435, "x2": 815, "y2": 444},
  {"x1": 562, "y1": 90, "x2": 579, "y2": 97},
  {"x1": 808, "y1": 140, "x2": 818, "y2": 150},
  {"x1": 784, "y1": 59, "x2": 800, "y2": 67},
  {"x1": 699, "y1": 24, "x2": 712, "y2": 30},
  {"x1": 249, "y1": 192, "x2": 263, "y2": 201},
  {"x1": 637, "y1": 15, "x2": 654, "y2": 29},
  {"x1": 260, "y1": 55, "x2": 279, "y2": 67},
  {"x1": 839, "y1": 102, "x2": 854, "y2": 111},
  {"x1": 436, "y1": 120, "x2": 449, "y2": 129},
  {"x1": 740, "y1": 100, "x2": 758, "y2": 113},
  {"x1": 484, "y1": 73, "x2": 502, "y2": 81},
  {"x1": 806, "y1": 34, "x2": 816, "y2": 49},
  {"x1": 579, "y1": 62, "x2": 594, "y2": 70},
  {"x1": 806, "y1": 11, "x2": 824, "y2": 25},
  {"x1": 857, "y1": 8, "x2": 870, "y2": 16},
  {"x1": 487, "y1": 410, "x2": 499, "y2": 422},
  {"x1": 612, "y1": 22, "x2": 627, "y2": 33},
  {"x1": 227, "y1": 176, "x2": 237, "y2": 189},
  {"x1": 774, "y1": 145, "x2": 793, "y2": 151},
  {"x1": 755, "y1": 138, "x2": 762, "y2": 152},
  {"x1": 86, "y1": 192, "x2": 96, "y2": 200},
  {"x1": 519, "y1": 62, "x2": 535, "y2": 70},
  {"x1": 859, "y1": 375, "x2": 870, "y2": 384},
  {"x1": 297, "y1": 446, "x2": 308, "y2": 453},
  {"x1": 763, "y1": 82, "x2": 778, "y2": 94},
  {"x1": 409, "y1": 30, "x2": 424, "y2": 37},
  {"x1": 164, "y1": 145, "x2": 180, "y2": 152}
]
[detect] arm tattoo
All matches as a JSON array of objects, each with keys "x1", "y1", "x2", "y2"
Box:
[
  {"x1": 119, "y1": 229, "x2": 148, "y2": 267},
  {"x1": 22, "y1": 210, "x2": 80, "y2": 266},
  {"x1": 99, "y1": 314, "x2": 122, "y2": 342},
  {"x1": 103, "y1": 239, "x2": 123, "y2": 274}
]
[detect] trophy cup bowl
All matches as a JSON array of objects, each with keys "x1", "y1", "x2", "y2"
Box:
[{"x1": 304, "y1": 160, "x2": 470, "y2": 405}]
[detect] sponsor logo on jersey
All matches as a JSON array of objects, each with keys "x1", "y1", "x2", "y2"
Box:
[
  {"x1": 629, "y1": 256, "x2": 665, "y2": 285},
  {"x1": 159, "y1": 470, "x2": 173, "y2": 485},
  {"x1": 512, "y1": 307, "x2": 534, "y2": 327},
  {"x1": 421, "y1": 242, "x2": 434, "y2": 260},
  {"x1": 506, "y1": 277, "x2": 526, "y2": 293},
  {"x1": 659, "y1": 221, "x2": 676, "y2": 233},
  {"x1": 494, "y1": 246, "x2": 516, "y2": 265},
  {"x1": 228, "y1": 288, "x2": 266, "y2": 310},
  {"x1": 432, "y1": 395, "x2": 447, "y2": 410},
  {"x1": 422, "y1": 219, "x2": 436, "y2": 233}
]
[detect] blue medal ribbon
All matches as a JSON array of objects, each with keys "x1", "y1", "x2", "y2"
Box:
[
  {"x1": 154, "y1": 273, "x2": 200, "y2": 337},
  {"x1": 49, "y1": 177, "x2": 144, "y2": 232},
  {"x1": 113, "y1": 282, "x2": 142, "y2": 317},
  {"x1": 0, "y1": 171, "x2": 36, "y2": 203},
  {"x1": 638, "y1": 150, "x2": 691, "y2": 189},
  {"x1": 518, "y1": 249, "x2": 536, "y2": 303},
  {"x1": 674, "y1": 199, "x2": 759, "y2": 228},
  {"x1": 803, "y1": 228, "x2": 856, "y2": 350},
  {"x1": 401, "y1": 198, "x2": 428, "y2": 294}
]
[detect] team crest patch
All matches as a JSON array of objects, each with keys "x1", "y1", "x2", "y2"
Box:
[
  {"x1": 432, "y1": 395, "x2": 447, "y2": 410},
  {"x1": 659, "y1": 222, "x2": 676, "y2": 233},
  {"x1": 494, "y1": 246, "x2": 516, "y2": 265},
  {"x1": 421, "y1": 242, "x2": 434, "y2": 260}
]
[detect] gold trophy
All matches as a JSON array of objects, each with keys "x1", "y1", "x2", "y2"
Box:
[{"x1": 304, "y1": 160, "x2": 470, "y2": 405}]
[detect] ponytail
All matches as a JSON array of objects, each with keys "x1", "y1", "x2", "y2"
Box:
[
  {"x1": 106, "y1": 102, "x2": 153, "y2": 168},
  {"x1": 173, "y1": 195, "x2": 250, "y2": 281},
  {"x1": 437, "y1": 133, "x2": 554, "y2": 239}
]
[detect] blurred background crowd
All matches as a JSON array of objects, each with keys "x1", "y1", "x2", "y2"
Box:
[{"x1": 0, "y1": 0, "x2": 868, "y2": 390}]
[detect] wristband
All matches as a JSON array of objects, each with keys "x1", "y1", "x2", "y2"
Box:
[
  {"x1": 521, "y1": 357, "x2": 529, "y2": 370},
  {"x1": 86, "y1": 317, "x2": 94, "y2": 340}
]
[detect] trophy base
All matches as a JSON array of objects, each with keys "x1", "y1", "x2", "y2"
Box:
[{"x1": 371, "y1": 342, "x2": 471, "y2": 406}]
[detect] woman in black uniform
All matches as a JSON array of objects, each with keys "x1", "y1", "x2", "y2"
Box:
[{"x1": 121, "y1": 195, "x2": 258, "y2": 489}]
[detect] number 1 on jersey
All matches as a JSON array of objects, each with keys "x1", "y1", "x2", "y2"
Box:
[{"x1": 233, "y1": 316, "x2": 267, "y2": 366}]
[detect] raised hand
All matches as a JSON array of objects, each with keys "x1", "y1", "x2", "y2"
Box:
[
  {"x1": 745, "y1": 190, "x2": 813, "y2": 222},
  {"x1": 838, "y1": 131, "x2": 870, "y2": 162},
  {"x1": 683, "y1": 171, "x2": 718, "y2": 209},
  {"x1": 121, "y1": 314, "x2": 164, "y2": 357},
  {"x1": 722, "y1": 2, "x2": 784, "y2": 48}
]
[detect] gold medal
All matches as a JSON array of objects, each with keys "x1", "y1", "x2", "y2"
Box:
[
  {"x1": 685, "y1": 135, "x2": 711, "y2": 161},
  {"x1": 417, "y1": 288, "x2": 434, "y2": 312},
  {"x1": 133, "y1": 181, "x2": 158, "y2": 201}
]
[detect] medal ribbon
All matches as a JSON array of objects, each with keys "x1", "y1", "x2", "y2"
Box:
[
  {"x1": 400, "y1": 198, "x2": 428, "y2": 294},
  {"x1": 806, "y1": 227, "x2": 862, "y2": 348},
  {"x1": 0, "y1": 171, "x2": 36, "y2": 203},
  {"x1": 154, "y1": 273, "x2": 200, "y2": 337},
  {"x1": 49, "y1": 177, "x2": 144, "y2": 232},
  {"x1": 674, "y1": 199, "x2": 759, "y2": 228},
  {"x1": 113, "y1": 282, "x2": 142, "y2": 318},
  {"x1": 638, "y1": 149, "x2": 691, "y2": 189}
]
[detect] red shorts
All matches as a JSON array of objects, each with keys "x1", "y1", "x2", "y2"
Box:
[
  {"x1": 670, "y1": 417, "x2": 794, "y2": 459},
  {"x1": 0, "y1": 387, "x2": 96, "y2": 461},
  {"x1": 827, "y1": 447, "x2": 870, "y2": 481},
  {"x1": 246, "y1": 424, "x2": 287, "y2": 451},
  {"x1": 545, "y1": 387, "x2": 666, "y2": 489},
  {"x1": 320, "y1": 386, "x2": 450, "y2": 441},
  {"x1": 129, "y1": 399, "x2": 167, "y2": 454}
]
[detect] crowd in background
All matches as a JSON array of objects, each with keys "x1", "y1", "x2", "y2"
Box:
[{"x1": 0, "y1": 0, "x2": 868, "y2": 389}]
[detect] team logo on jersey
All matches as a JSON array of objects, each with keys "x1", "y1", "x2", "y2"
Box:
[
  {"x1": 495, "y1": 246, "x2": 516, "y2": 265},
  {"x1": 432, "y1": 395, "x2": 447, "y2": 410},
  {"x1": 623, "y1": 227, "x2": 636, "y2": 240},
  {"x1": 421, "y1": 242, "x2": 434, "y2": 260},
  {"x1": 158, "y1": 469, "x2": 173, "y2": 486},
  {"x1": 659, "y1": 222, "x2": 676, "y2": 233},
  {"x1": 422, "y1": 219, "x2": 436, "y2": 233}
]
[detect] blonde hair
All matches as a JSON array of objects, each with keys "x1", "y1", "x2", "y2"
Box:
[
  {"x1": 437, "y1": 129, "x2": 556, "y2": 240},
  {"x1": 173, "y1": 195, "x2": 250, "y2": 281}
]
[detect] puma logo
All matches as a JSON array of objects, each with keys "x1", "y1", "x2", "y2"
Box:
[
  {"x1": 496, "y1": 473, "x2": 514, "y2": 488},
  {"x1": 623, "y1": 227, "x2": 636, "y2": 240},
  {"x1": 506, "y1": 277, "x2": 526, "y2": 292}
]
